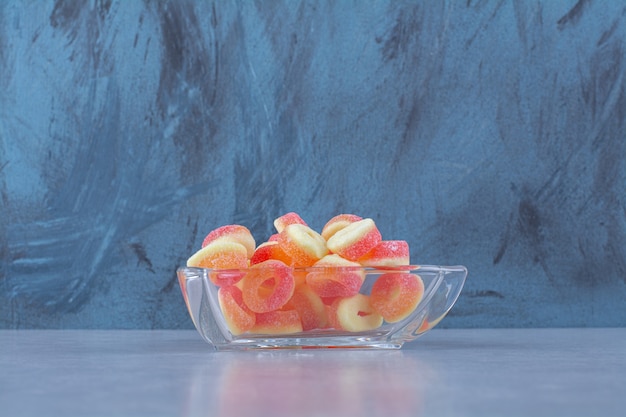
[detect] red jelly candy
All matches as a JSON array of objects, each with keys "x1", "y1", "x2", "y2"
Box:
[
  {"x1": 306, "y1": 255, "x2": 364, "y2": 298},
  {"x1": 273, "y1": 212, "x2": 308, "y2": 233},
  {"x1": 241, "y1": 260, "x2": 295, "y2": 313},
  {"x1": 218, "y1": 285, "x2": 256, "y2": 335},
  {"x1": 250, "y1": 241, "x2": 293, "y2": 266},
  {"x1": 321, "y1": 213, "x2": 362, "y2": 241},
  {"x1": 370, "y1": 273, "x2": 424, "y2": 323},
  {"x1": 202, "y1": 224, "x2": 256, "y2": 258},
  {"x1": 326, "y1": 218, "x2": 382, "y2": 261},
  {"x1": 328, "y1": 294, "x2": 383, "y2": 332},
  {"x1": 276, "y1": 224, "x2": 328, "y2": 267},
  {"x1": 251, "y1": 310, "x2": 303, "y2": 334},
  {"x1": 286, "y1": 284, "x2": 327, "y2": 330},
  {"x1": 187, "y1": 240, "x2": 249, "y2": 270},
  {"x1": 358, "y1": 240, "x2": 410, "y2": 267}
]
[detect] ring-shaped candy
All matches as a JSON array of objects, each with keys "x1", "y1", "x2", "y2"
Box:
[{"x1": 242, "y1": 260, "x2": 295, "y2": 313}]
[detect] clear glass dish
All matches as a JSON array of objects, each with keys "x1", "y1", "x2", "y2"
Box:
[{"x1": 177, "y1": 265, "x2": 467, "y2": 350}]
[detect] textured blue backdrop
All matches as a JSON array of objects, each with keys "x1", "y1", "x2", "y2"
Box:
[{"x1": 1, "y1": 0, "x2": 625, "y2": 329}]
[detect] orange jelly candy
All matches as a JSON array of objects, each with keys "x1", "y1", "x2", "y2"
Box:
[
  {"x1": 218, "y1": 285, "x2": 256, "y2": 335},
  {"x1": 370, "y1": 273, "x2": 424, "y2": 323},
  {"x1": 250, "y1": 241, "x2": 292, "y2": 266},
  {"x1": 202, "y1": 224, "x2": 256, "y2": 258},
  {"x1": 273, "y1": 212, "x2": 308, "y2": 233},
  {"x1": 241, "y1": 260, "x2": 295, "y2": 313},
  {"x1": 326, "y1": 218, "x2": 382, "y2": 261},
  {"x1": 357, "y1": 240, "x2": 410, "y2": 267},
  {"x1": 276, "y1": 224, "x2": 328, "y2": 267},
  {"x1": 286, "y1": 284, "x2": 327, "y2": 331},
  {"x1": 209, "y1": 269, "x2": 246, "y2": 287},
  {"x1": 186, "y1": 240, "x2": 249, "y2": 270},
  {"x1": 251, "y1": 310, "x2": 303, "y2": 334},
  {"x1": 321, "y1": 213, "x2": 362, "y2": 241},
  {"x1": 189, "y1": 213, "x2": 419, "y2": 336},
  {"x1": 306, "y1": 255, "x2": 364, "y2": 298},
  {"x1": 328, "y1": 294, "x2": 383, "y2": 332}
]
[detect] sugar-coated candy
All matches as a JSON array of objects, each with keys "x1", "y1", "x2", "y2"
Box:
[
  {"x1": 358, "y1": 240, "x2": 410, "y2": 267},
  {"x1": 188, "y1": 212, "x2": 424, "y2": 336},
  {"x1": 326, "y1": 218, "x2": 382, "y2": 261},
  {"x1": 320, "y1": 296, "x2": 341, "y2": 306},
  {"x1": 241, "y1": 260, "x2": 295, "y2": 313},
  {"x1": 187, "y1": 240, "x2": 249, "y2": 270},
  {"x1": 250, "y1": 241, "x2": 292, "y2": 265},
  {"x1": 321, "y1": 213, "x2": 362, "y2": 241},
  {"x1": 209, "y1": 269, "x2": 246, "y2": 287},
  {"x1": 329, "y1": 294, "x2": 383, "y2": 332},
  {"x1": 251, "y1": 310, "x2": 303, "y2": 334},
  {"x1": 306, "y1": 255, "x2": 364, "y2": 298},
  {"x1": 286, "y1": 284, "x2": 327, "y2": 330},
  {"x1": 419, "y1": 315, "x2": 444, "y2": 332},
  {"x1": 273, "y1": 212, "x2": 308, "y2": 233},
  {"x1": 268, "y1": 233, "x2": 280, "y2": 242},
  {"x1": 293, "y1": 270, "x2": 308, "y2": 287},
  {"x1": 218, "y1": 286, "x2": 256, "y2": 335},
  {"x1": 276, "y1": 224, "x2": 328, "y2": 267},
  {"x1": 202, "y1": 225, "x2": 256, "y2": 258},
  {"x1": 418, "y1": 319, "x2": 431, "y2": 333},
  {"x1": 370, "y1": 273, "x2": 424, "y2": 323}
]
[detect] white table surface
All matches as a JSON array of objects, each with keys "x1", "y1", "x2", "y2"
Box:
[{"x1": 1, "y1": 328, "x2": 624, "y2": 417}]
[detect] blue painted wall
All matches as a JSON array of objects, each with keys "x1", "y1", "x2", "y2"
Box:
[{"x1": 1, "y1": 0, "x2": 625, "y2": 329}]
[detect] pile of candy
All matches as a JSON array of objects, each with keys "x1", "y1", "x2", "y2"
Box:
[{"x1": 186, "y1": 213, "x2": 424, "y2": 335}]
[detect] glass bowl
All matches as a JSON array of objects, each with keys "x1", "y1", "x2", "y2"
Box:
[{"x1": 177, "y1": 264, "x2": 467, "y2": 350}]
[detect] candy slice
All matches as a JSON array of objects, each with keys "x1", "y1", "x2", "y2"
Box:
[
  {"x1": 370, "y1": 273, "x2": 424, "y2": 323},
  {"x1": 321, "y1": 213, "x2": 362, "y2": 241},
  {"x1": 329, "y1": 294, "x2": 383, "y2": 332},
  {"x1": 293, "y1": 270, "x2": 308, "y2": 287},
  {"x1": 357, "y1": 240, "x2": 410, "y2": 267},
  {"x1": 320, "y1": 296, "x2": 341, "y2": 306},
  {"x1": 202, "y1": 225, "x2": 256, "y2": 258},
  {"x1": 209, "y1": 269, "x2": 246, "y2": 287},
  {"x1": 419, "y1": 315, "x2": 445, "y2": 332},
  {"x1": 241, "y1": 260, "x2": 295, "y2": 313},
  {"x1": 306, "y1": 255, "x2": 365, "y2": 298},
  {"x1": 218, "y1": 286, "x2": 256, "y2": 335},
  {"x1": 276, "y1": 224, "x2": 328, "y2": 267},
  {"x1": 268, "y1": 233, "x2": 280, "y2": 242},
  {"x1": 186, "y1": 240, "x2": 249, "y2": 270},
  {"x1": 251, "y1": 310, "x2": 303, "y2": 334},
  {"x1": 326, "y1": 218, "x2": 382, "y2": 261},
  {"x1": 286, "y1": 284, "x2": 327, "y2": 331},
  {"x1": 273, "y1": 212, "x2": 307, "y2": 233},
  {"x1": 250, "y1": 241, "x2": 292, "y2": 265}
]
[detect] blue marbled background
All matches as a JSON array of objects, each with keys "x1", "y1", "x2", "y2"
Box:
[{"x1": 1, "y1": 0, "x2": 625, "y2": 329}]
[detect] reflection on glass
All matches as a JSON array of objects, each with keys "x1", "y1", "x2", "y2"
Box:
[{"x1": 182, "y1": 351, "x2": 435, "y2": 417}]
